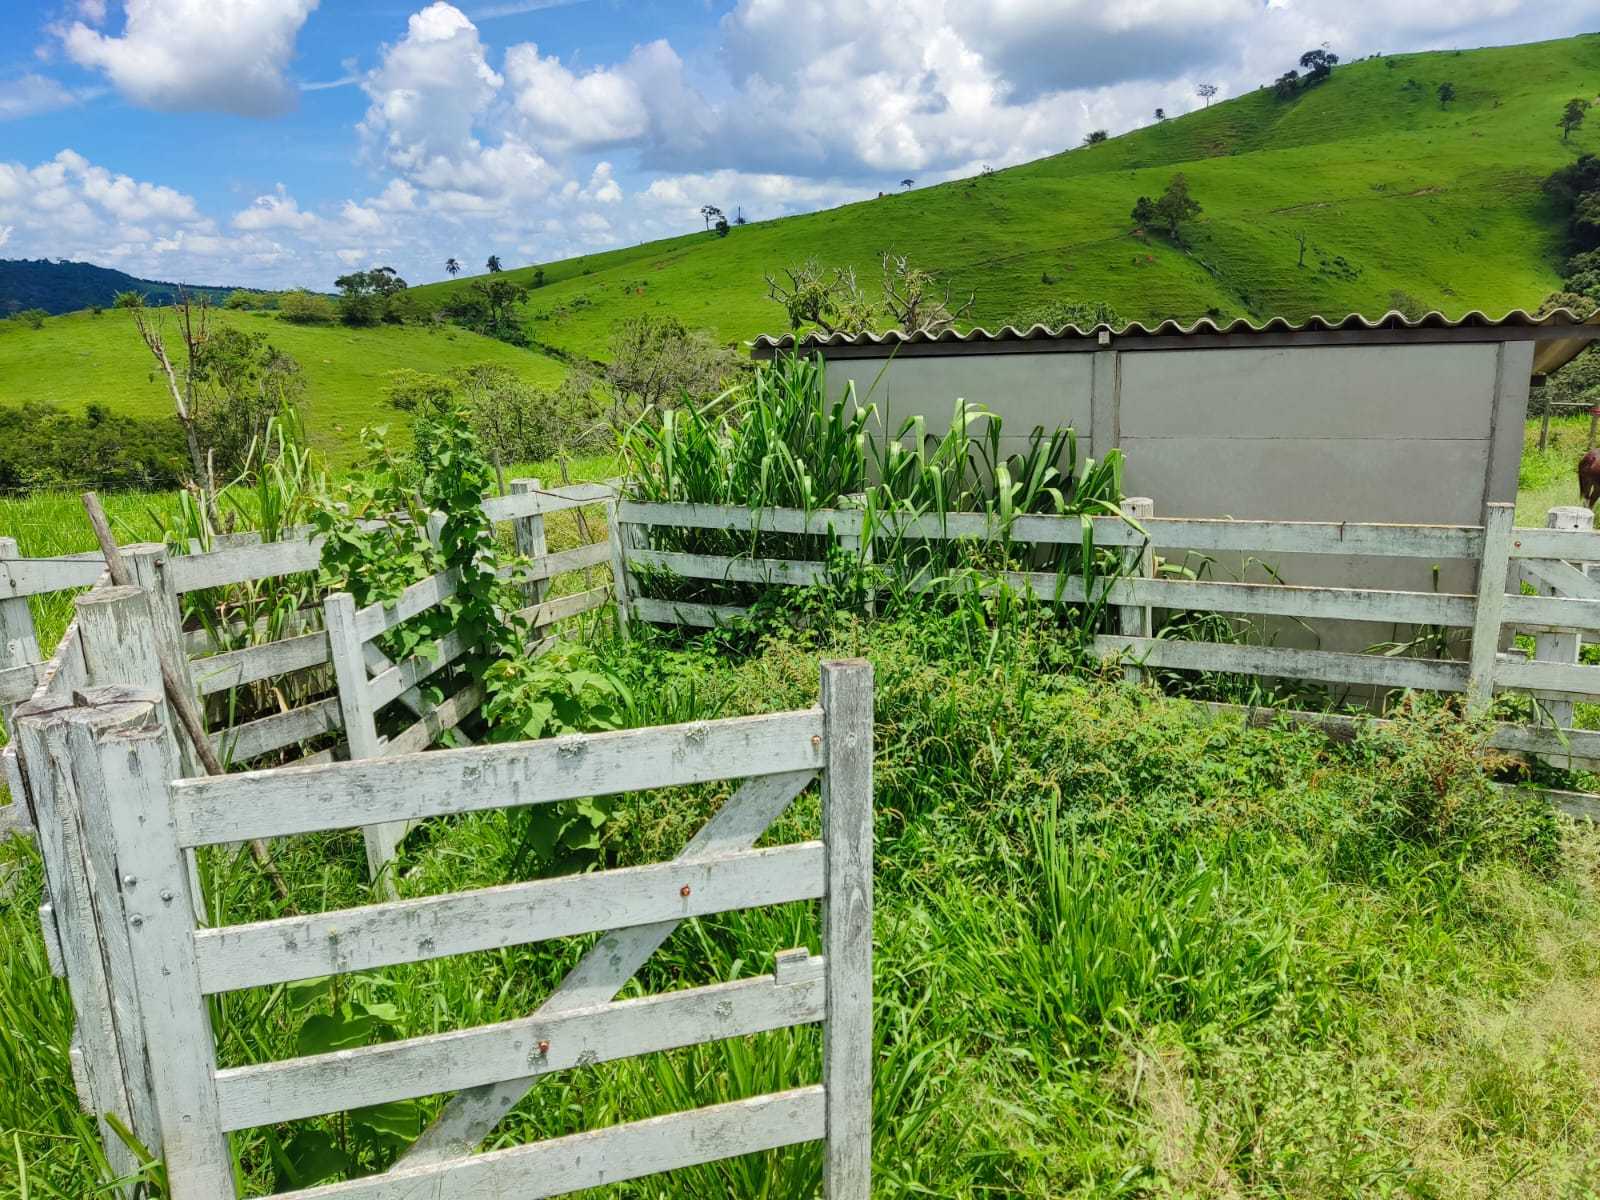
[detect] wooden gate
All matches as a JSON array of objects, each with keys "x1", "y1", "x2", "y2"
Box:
[{"x1": 81, "y1": 659, "x2": 874, "y2": 1198}]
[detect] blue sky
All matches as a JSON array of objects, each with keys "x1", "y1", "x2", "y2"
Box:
[{"x1": 2, "y1": 0, "x2": 1598, "y2": 290}]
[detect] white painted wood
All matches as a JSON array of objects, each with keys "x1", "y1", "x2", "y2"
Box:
[
  {"x1": 517, "y1": 540, "x2": 612, "y2": 584},
  {"x1": 1517, "y1": 557, "x2": 1600, "y2": 602},
  {"x1": 166, "y1": 535, "x2": 324, "y2": 594},
  {"x1": 511, "y1": 479, "x2": 550, "y2": 611},
  {"x1": 1529, "y1": 506, "x2": 1594, "y2": 727},
  {"x1": 291, "y1": 1087, "x2": 823, "y2": 1200},
  {"x1": 605, "y1": 497, "x2": 632, "y2": 635},
  {"x1": 399, "y1": 769, "x2": 817, "y2": 1166},
  {"x1": 353, "y1": 568, "x2": 462, "y2": 641},
  {"x1": 1508, "y1": 526, "x2": 1600, "y2": 562},
  {"x1": 820, "y1": 659, "x2": 873, "y2": 1200},
  {"x1": 0, "y1": 661, "x2": 43, "y2": 706},
  {"x1": 1096, "y1": 634, "x2": 1470, "y2": 692},
  {"x1": 324, "y1": 592, "x2": 396, "y2": 884},
  {"x1": 210, "y1": 697, "x2": 343, "y2": 765},
  {"x1": 38, "y1": 902, "x2": 64, "y2": 977},
  {"x1": 192, "y1": 631, "x2": 331, "y2": 696},
  {"x1": 517, "y1": 586, "x2": 611, "y2": 630},
  {"x1": 631, "y1": 596, "x2": 752, "y2": 627},
  {"x1": 1503, "y1": 784, "x2": 1600, "y2": 822},
  {"x1": 1119, "y1": 498, "x2": 1155, "y2": 684},
  {"x1": 0, "y1": 539, "x2": 43, "y2": 675},
  {"x1": 1493, "y1": 656, "x2": 1600, "y2": 699},
  {"x1": 215, "y1": 970, "x2": 825, "y2": 1130},
  {"x1": 76, "y1": 585, "x2": 167, "y2": 693},
  {"x1": 621, "y1": 500, "x2": 866, "y2": 538},
  {"x1": 1, "y1": 745, "x2": 30, "y2": 836},
  {"x1": 1503, "y1": 592, "x2": 1600, "y2": 633},
  {"x1": 196, "y1": 842, "x2": 823, "y2": 992},
  {"x1": 628, "y1": 547, "x2": 830, "y2": 587},
  {"x1": 0, "y1": 554, "x2": 104, "y2": 599},
  {"x1": 382, "y1": 683, "x2": 482, "y2": 758},
  {"x1": 1086, "y1": 514, "x2": 1484, "y2": 557},
  {"x1": 367, "y1": 628, "x2": 470, "y2": 711},
  {"x1": 173, "y1": 708, "x2": 826, "y2": 846},
  {"x1": 480, "y1": 480, "x2": 618, "y2": 523},
  {"x1": 95, "y1": 711, "x2": 236, "y2": 1197},
  {"x1": 1467, "y1": 503, "x2": 1516, "y2": 713}
]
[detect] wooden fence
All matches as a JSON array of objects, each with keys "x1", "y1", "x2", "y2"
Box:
[
  {"x1": 59, "y1": 657, "x2": 873, "y2": 1198},
  {"x1": 616, "y1": 498, "x2": 1600, "y2": 770},
  {"x1": 2, "y1": 479, "x2": 622, "y2": 1183},
  {"x1": 0, "y1": 479, "x2": 620, "y2": 833}
]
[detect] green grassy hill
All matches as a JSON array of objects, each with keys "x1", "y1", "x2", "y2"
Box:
[
  {"x1": 3, "y1": 35, "x2": 1597, "y2": 461},
  {"x1": 418, "y1": 34, "x2": 1600, "y2": 361},
  {"x1": 0, "y1": 309, "x2": 566, "y2": 463}
]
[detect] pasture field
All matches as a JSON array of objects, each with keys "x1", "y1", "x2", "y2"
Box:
[
  {"x1": 0, "y1": 308, "x2": 568, "y2": 464},
  {"x1": 416, "y1": 35, "x2": 1600, "y2": 361},
  {"x1": 2, "y1": 608, "x2": 1598, "y2": 1197}
]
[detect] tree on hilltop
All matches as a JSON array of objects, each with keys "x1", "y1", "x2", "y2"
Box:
[
  {"x1": 1082, "y1": 129, "x2": 1108, "y2": 146},
  {"x1": 445, "y1": 257, "x2": 461, "y2": 277},
  {"x1": 1196, "y1": 82, "x2": 1218, "y2": 107},
  {"x1": 486, "y1": 254, "x2": 503, "y2": 273},
  {"x1": 1131, "y1": 173, "x2": 1202, "y2": 241}
]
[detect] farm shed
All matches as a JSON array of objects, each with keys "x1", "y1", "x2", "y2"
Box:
[{"x1": 753, "y1": 309, "x2": 1600, "y2": 656}]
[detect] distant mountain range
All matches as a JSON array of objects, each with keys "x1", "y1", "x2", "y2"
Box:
[{"x1": 0, "y1": 258, "x2": 259, "y2": 316}]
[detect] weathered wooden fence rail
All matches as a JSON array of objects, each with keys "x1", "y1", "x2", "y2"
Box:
[
  {"x1": 61, "y1": 657, "x2": 873, "y2": 1198},
  {"x1": 617, "y1": 498, "x2": 1600, "y2": 768},
  {"x1": 0, "y1": 480, "x2": 622, "y2": 829}
]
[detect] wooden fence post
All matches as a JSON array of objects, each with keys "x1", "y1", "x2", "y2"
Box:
[
  {"x1": 820, "y1": 659, "x2": 873, "y2": 1199},
  {"x1": 605, "y1": 495, "x2": 633, "y2": 636},
  {"x1": 1467, "y1": 502, "x2": 1516, "y2": 715},
  {"x1": 511, "y1": 478, "x2": 550, "y2": 612},
  {"x1": 1531, "y1": 505, "x2": 1595, "y2": 728},
  {"x1": 13, "y1": 685, "x2": 170, "y2": 1187},
  {"x1": 0, "y1": 536, "x2": 42, "y2": 700},
  {"x1": 94, "y1": 696, "x2": 236, "y2": 1197},
  {"x1": 325, "y1": 591, "x2": 400, "y2": 887},
  {"x1": 1118, "y1": 498, "x2": 1155, "y2": 685}
]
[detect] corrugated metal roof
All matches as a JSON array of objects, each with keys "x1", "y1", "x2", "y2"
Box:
[{"x1": 751, "y1": 306, "x2": 1600, "y2": 356}]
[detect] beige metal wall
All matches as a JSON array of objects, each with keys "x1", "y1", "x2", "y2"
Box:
[{"x1": 824, "y1": 338, "x2": 1534, "y2": 658}]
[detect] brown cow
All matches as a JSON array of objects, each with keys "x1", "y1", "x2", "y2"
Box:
[{"x1": 1581, "y1": 449, "x2": 1600, "y2": 508}]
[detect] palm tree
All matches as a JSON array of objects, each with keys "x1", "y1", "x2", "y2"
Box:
[
  {"x1": 486, "y1": 255, "x2": 503, "y2": 273},
  {"x1": 445, "y1": 258, "x2": 461, "y2": 278},
  {"x1": 900, "y1": 178, "x2": 914, "y2": 190}
]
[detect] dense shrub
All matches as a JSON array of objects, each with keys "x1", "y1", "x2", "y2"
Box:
[
  {"x1": 0, "y1": 401, "x2": 188, "y2": 491},
  {"x1": 277, "y1": 289, "x2": 336, "y2": 324}
]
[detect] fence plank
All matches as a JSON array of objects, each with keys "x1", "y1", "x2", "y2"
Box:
[
  {"x1": 381, "y1": 683, "x2": 483, "y2": 759},
  {"x1": 1096, "y1": 635, "x2": 1470, "y2": 692},
  {"x1": 821, "y1": 660, "x2": 873, "y2": 1200},
  {"x1": 629, "y1": 548, "x2": 831, "y2": 587},
  {"x1": 511, "y1": 479, "x2": 550, "y2": 611},
  {"x1": 292, "y1": 1088, "x2": 823, "y2": 1200},
  {"x1": 325, "y1": 592, "x2": 394, "y2": 884},
  {"x1": 399, "y1": 769, "x2": 818, "y2": 1166},
  {"x1": 631, "y1": 596, "x2": 751, "y2": 628},
  {"x1": 0, "y1": 541, "x2": 44, "y2": 687},
  {"x1": 514, "y1": 540, "x2": 615, "y2": 585},
  {"x1": 0, "y1": 661, "x2": 42, "y2": 706},
  {"x1": 192, "y1": 631, "x2": 331, "y2": 696},
  {"x1": 481, "y1": 481, "x2": 617, "y2": 523},
  {"x1": 0, "y1": 555, "x2": 105, "y2": 599},
  {"x1": 1517, "y1": 557, "x2": 1600, "y2": 602},
  {"x1": 621, "y1": 501, "x2": 866, "y2": 538},
  {"x1": 96, "y1": 711, "x2": 236, "y2": 1197},
  {"x1": 1493, "y1": 656, "x2": 1600, "y2": 699},
  {"x1": 366, "y1": 628, "x2": 471, "y2": 711},
  {"x1": 211, "y1": 698, "x2": 343, "y2": 765},
  {"x1": 353, "y1": 568, "x2": 462, "y2": 641},
  {"x1": 215, "y1": 971, "x2": 826, "y2": 1130},
  {"x1": 197, "y1": 842, "x2": 823, "y2": 993},
  {"x1": 173, "y1": 708, "x2": 826, "y2": 846},
  {"x1": 165, "y1": 536, "x2": 324, "y2": 594},
  {"x1": 519, "y1": 586, "x2": 614, "y2": 630},
  {"x1": 1467, "y1": 503, "x2": 1516, "y2": 713},
  {"x1": 1528, "y1": 506, "x2": 1594, "y2": 727},
  {"x1": 1507, "y1": 527, "x2": 1600, "y2": 562}
]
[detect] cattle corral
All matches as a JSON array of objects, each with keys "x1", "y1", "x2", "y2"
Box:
[{"x1": 7, "y1": 398, "x2": 1600, "y2": 1192}]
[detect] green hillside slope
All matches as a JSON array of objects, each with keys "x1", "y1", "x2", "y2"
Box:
[
  {"x1": 417, "y1": 34, "x2": 1600, "y2": 361},
  {"x1": 0, "y1": 309, "x2": 566, "y2": 463}
]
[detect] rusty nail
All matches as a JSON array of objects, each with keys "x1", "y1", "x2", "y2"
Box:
[
  {"x1": 538, "y1": 1040, "x2": 550, "y2": 1056},
  {"x1": 680, "y1": 884, "x2": 692, "y2": 898},
  {"x1": 811, "y1": 734, "x2": 821, "y2": 748}
]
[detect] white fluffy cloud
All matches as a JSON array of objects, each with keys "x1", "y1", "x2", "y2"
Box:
[
  {"x1": 0, "y1": 74, "x2": 92, "y2": 121},
  {"x1": 61, "y1": 0, "x2": 319, "y2": 118}
]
